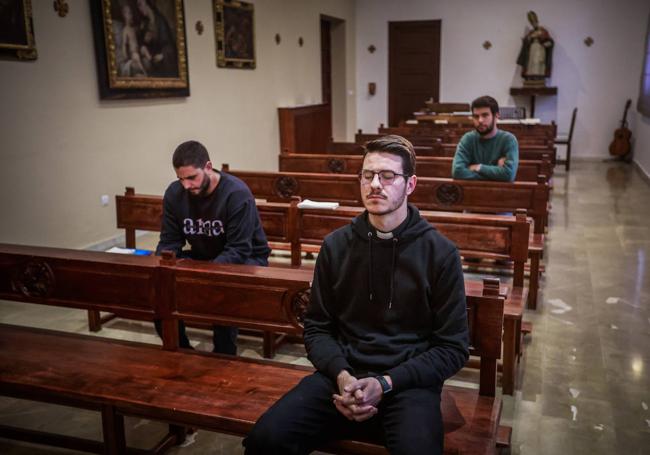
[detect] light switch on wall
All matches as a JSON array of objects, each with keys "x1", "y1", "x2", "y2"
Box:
[{"x1": 100, "y1": 195, "x2": 109, "y2": 206}]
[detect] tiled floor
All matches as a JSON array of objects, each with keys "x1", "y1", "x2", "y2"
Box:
[{"x1": 1, "y1": 160, "x2": 649, "y2": 454}]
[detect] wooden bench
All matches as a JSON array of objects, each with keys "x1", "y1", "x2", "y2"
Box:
[
  {"x1": 225, "y1": 166, "x2": 550, "y2": 234},
  {"x1": 386, "y1": 122, "x2": 557, "y2": 142},
  {"x1": 113, "y1": 189, "x2": 535, "y2": 394},
  {"x1": 279, "y1": 152, "x2": 553, "y2": 182},
  {"x1": 0, "y1": 243, "x2": 508, "y2": 454},
  {"x1": 353, "y1": 132, "x2": 557, "y2": 165}
]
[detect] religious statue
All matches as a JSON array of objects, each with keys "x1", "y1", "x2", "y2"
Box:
[{"x1": 516, "y1": 11, "x2": 554, "y2": 86}]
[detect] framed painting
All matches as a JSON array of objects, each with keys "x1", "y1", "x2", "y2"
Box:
[
  {"x1": 214, "y1": 0, "x2": 255, "y2": 69},
  {"x1": 90, "y1": 0, "x2": 189, "y2": 99},
  {"x1": 0, "y1": 0, "x2": 37, "y2": 60}
]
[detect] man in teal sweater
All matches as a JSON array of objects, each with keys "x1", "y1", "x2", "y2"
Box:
[{"x1": 452, "y1": 96, "x2": 519, "y2": 181}]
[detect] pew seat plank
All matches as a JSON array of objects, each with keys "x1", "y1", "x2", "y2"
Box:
[{"x1": 0, "y1": 324, "x2": 501, "y2": 455}]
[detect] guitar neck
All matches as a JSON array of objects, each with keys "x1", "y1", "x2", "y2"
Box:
[{"x1": 621, "y1": 99, "x2": 631, "y2": 127}]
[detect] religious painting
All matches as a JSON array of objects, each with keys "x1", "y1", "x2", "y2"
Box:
[
  {"x1": 214, "y1": 0, "x2": 255, "y2": 69},
  {"x1": 0, "y1": 0, "x2": 37, "y2": 60},
  {"x1": 90, "y1": 0, "x2": 189, "y2": 99}
]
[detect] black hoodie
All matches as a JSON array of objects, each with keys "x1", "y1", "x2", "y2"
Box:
[
  {"x1": 156, "y1": 171, "x2": 271, "y2": 264},
  {"x1": 303, "y1": 204, "x2": 469, "y2": 394}
]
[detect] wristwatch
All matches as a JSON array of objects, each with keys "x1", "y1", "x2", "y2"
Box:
[{"x1": 375, "y1": 375, "x2": 393, "y2": 395}]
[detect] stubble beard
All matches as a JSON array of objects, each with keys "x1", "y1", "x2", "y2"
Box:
[
  {"x1": 189, "y1": 172, "x2": 211, "y2": 198},
  {"x1": 476, "y1": 119, "x2": 496, "y2": 137},
  {"x1": 364, "y1": 185, "x2": 408, "y2": 217}
]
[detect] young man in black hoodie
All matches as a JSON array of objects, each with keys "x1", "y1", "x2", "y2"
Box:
[
  {"x1": 243, "y1": 135, "x2": 469, "y2": 454},
  {"x1": 155, "y1": 140, "x2": 270, "y2": 354}
]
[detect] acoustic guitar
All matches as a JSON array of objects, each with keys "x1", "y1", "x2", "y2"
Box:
[{"x1": 609, "y1": 99, "x2": 632, "y2": 157}]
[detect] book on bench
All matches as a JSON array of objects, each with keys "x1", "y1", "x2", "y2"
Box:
[{"x1": 297, "y1": 199, "x2": 340, "y2": 210}]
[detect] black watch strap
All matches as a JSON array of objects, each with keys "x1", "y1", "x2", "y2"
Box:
[{"x1": 375, "y1": 375, "x2": 392, "y2": 395}]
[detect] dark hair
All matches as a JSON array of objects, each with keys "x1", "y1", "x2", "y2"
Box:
[
  {"x1": 363, "y1": 135, "x2": 416, "y2": 176},
  {"x1": 172, "y1": 140, "x2": 210, "y2": 169},
  {"x1": 471, "y1": 95, "x2": 499, "y2": 115}
]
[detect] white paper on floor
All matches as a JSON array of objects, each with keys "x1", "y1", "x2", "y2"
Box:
[
  {"x1": 570, "y1": 355, "x2": 577, "y2": 361},
  {"x1": 642, "y1": 402, "x2": 648, "y2": 411},
  {"x1": 571, "y1": 405, "x2": 578, "y2": 421},
  {"x1": 646, "y1": 419, "x2": 650, "y2": 429},
  {"x1": 548, "y1": 298, "x2": 572, "y2": 314},
  {"x1": 610, "y1": 324, "x2": 619, "y2": 330},
  {"x1": 133, "y1": 419, "x2": 149, "y2": 429},
  {"x1": 179, "y1": 431, "x2": 198, "y2": 448},
  {"x1": 606, "y1": 297, "x2": 620, "y2": 304},
  {"x1": 549, "y1": 315, "x2": 575, "y2": 325},
  {"x1": 569, "y1": 388, "x2": 580, "y2": 399},
  {"x1": 593, "y1": 424, "x2": 604, "y2": 431}
]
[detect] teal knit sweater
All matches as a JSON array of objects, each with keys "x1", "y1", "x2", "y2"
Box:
[{"x1": 451, "y1": 130, "x2": 519, "y2": 181}]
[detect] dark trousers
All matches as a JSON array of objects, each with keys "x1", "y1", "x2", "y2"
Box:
[
  {"x1": 153, "y1": 320, "x2": 238, "y2": 355},
  {"x1": 243, "y1": 372, "x2": 443, "y2": 455}
]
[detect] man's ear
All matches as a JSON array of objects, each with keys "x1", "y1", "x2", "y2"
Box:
[
  {"x1": 204, "y1": 161, "x2": 213, "y2": 172},
  {"x1": 406, "y1": 175, "x2": 417, "y2": 196}
]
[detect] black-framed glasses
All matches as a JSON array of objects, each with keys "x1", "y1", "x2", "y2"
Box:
[{"x1": 358, "y1": 169, "x2": 409, "y2": 185}]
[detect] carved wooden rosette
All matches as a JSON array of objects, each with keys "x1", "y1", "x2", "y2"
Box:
[
  {"x1": 288, "y1": 288, "x2": 311, "y2": 328},
  {"x1": 327, "y1": 158, "x2": 345, "y2": 173},
  {"x1": 435, "y1": 183, "x2": 463, "y2": 206},
  {"x1": 274, "y1": 176, "x2": 299, "y2": 199},
  {"x1": 11, "y1": 260, "x2": 55, "y2": 298}
]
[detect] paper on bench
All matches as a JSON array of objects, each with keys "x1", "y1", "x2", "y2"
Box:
[
  {"x1": 497, "y1": 118, "x2": 541, "y2": 125},
  {"x1": 297, "y1": 199, "x2": 340, "y2": 210},
  {"x1": 106, "y1": 247, "x2": 152, "y2": 256}
]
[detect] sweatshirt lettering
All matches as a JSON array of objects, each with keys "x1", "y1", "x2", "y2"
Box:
[{"x1": 183, "y1": 218, "x2": 225, "y2": 237}]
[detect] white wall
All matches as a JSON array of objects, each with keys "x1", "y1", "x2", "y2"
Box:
[
  {"x1": 355, "y1": 0, "x2": 650, "y2": 160},
  {"x1": 0, "y1": 0, "x2": 356, "y2": 248}
]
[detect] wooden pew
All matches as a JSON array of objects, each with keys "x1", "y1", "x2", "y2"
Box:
[
  {"x1": 278, "y1": 152, "x2": 553, "y2": 182},
  {"x1": 386, "y1": 122, "x2": 557, "y2": 141},
  {"x1": 112, "y1": 189, "x2": 534, "y2": 394},
  {"x1": 224, "y1": 167, "x2": 550, "y2": 234},
  {"x1": 0, "y1": 244, "x2": 508, "y2": 454},
  {"x1": 353, "y1": 132, "x2": 557, "y2": 164},
  {"x1": 326, "y1": 140, "x2": 441, "y2": 156}
]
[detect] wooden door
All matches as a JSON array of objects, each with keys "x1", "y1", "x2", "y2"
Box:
[
  {"x1": 389, "y1": 20, "x2": 441, "y2": 126},
  {"x1": 320, "y1": 18, "x2": 332, "y2": 105}
]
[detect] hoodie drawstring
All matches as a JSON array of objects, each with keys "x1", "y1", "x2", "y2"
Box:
[
  {"x1": 368, "y1": 231, "x2": 399, "y2": 309},
  {"x1": 389, "y1": 238, "x2": 398, "y2": 309},
  {"x1": 367, "y1": 231, "x2": 373, "y2": 302}
]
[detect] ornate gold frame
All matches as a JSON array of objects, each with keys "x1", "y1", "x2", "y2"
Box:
[
  {"x1": 0, "y1": 0, "x2": 37, "y2": 60},
  {"x1": 90, "y1": 0, "x2": 189, "y2": 98},
  {"x1": 213, "y1": 0, "x2": 256, "y2": 69}
]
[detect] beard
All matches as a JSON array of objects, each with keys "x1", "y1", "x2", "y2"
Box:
[
  {"x1": 475, "y1": 118, "x2": 496, "y2": 136},
  {"x1": 364, "y1": 184, "x2": 408, "y2": 217},
  {"x1": 189, "y1": 172, "x2": 211, "y2": 198}
]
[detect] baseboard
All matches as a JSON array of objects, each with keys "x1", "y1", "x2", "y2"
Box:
[{"x1": 632, "y1": 160, "x2": 650, "y2": 186}]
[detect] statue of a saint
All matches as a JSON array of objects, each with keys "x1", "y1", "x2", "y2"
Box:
[{"x1": 516, "y1": 11, "x2": 554, "y2": 84}]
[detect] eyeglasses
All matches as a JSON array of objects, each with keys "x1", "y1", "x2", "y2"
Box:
[{"x1": 358, "y1": 169, "x2": 409, "y2": 185}]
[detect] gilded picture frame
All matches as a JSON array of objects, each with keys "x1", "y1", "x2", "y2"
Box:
[
  {"x1": 90, "y1": 0, "x2": 189, "y2": 99},
  {"x1": 0, "y1": 0, "x2": 37, "y2": 60},
  {"x1": 214, "y1": 0, "x2": 255, "y2": 69}
]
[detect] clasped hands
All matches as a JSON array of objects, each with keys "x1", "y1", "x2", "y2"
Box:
[{"x1": 333, "y1": 370, "x2": 385, "y2": 422}]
